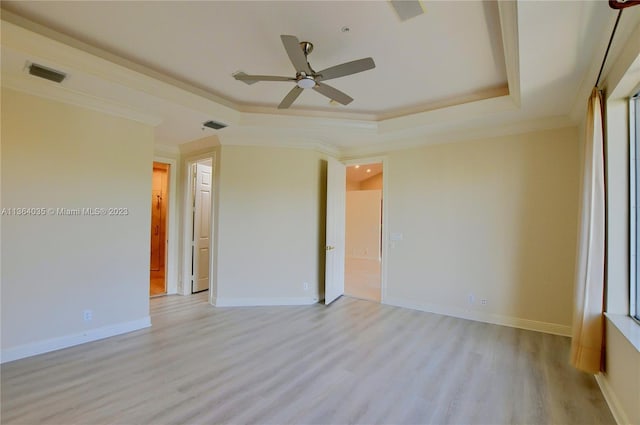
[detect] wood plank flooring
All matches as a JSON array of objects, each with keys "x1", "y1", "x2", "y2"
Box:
[{"x1": 1, "y1": 294, "x2": 614, "y2": 425}]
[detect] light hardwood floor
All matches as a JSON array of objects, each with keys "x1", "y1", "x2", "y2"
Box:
[{"x1": 1, "y1": 294, "x2": 614, "y2": 425}]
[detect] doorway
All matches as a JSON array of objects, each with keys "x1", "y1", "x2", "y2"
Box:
[
  {"x1": 344, "y1": 162, "x2": 383, "y2": 302},
  {"x1": 190, "y1": 158, "x2": 213, "y2": 294},
  {"x1": 150, "y1": 162, "x2": 170, "y2": 296}
]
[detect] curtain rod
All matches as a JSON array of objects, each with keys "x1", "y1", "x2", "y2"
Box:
[
  {"x1": 609, "y1": 0, "x2": 640, "y2": 9},
  {"x1": 595, "y1": 9, "x2": 623, "y2": 88}
]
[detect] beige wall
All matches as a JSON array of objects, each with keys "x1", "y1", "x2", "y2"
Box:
[
  {"x1": 384, "y1": 127, "x2": 580, "y2": 330},
  {"x1": 360, "y1": 173, "x2": 383, "y2": 190},
  {"x1": 214, "y1": 145, "x2": 325, "y2": 304},
  {"x1": 346, "y1": 190, "x2": 382, "y2": 260},
  {"x1": 1, "y1": 88, "x2": 154, "y2": 359}
]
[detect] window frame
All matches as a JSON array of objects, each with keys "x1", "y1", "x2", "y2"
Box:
[{"x1": 630, "y1": 93, "x2": 640, "y2": 322}]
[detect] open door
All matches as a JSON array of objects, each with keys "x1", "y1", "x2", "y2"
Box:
[
  {"x1": 324, "y1": 157, "x2": 346, "y2": 305},
  {"x1": 192, "y1": 162, "x2": 212, "y2": 293}
]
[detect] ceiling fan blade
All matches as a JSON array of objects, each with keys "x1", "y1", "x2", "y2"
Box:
[
  {"x1": 281, "y1": 35, "x2": 312, "y2": 74},
  {"x1": 278, "y1": 86, "x2": 304, "y2": 109},
  {"x1": 316, "y1": 58, "x2": 375, "y2": 82},
  {"x1": 313, "y1": 82, "x2": 354, "y2": 105},
  {"x1": 234, "y1": 72, "x2": 295, "y2": 85}
]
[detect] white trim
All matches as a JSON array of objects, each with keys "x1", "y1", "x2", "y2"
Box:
[
  {"x1": 0, "y1": 11, "x2": 527, "y2": 151},
  {"x1": 182, "y1": 153, "x2": 217, "y2": 297},
  {"x1": 2, "y1": 73, "x2": 162, "y2": 126},
  {"x1": 595, "y1": 373, "x2": 631, "y2": 425},
  {"x1": 0, "y1": 317, "x2": 151, "y2": 364},
  {"x1": 153, "y1": 155, "x2": 179, "y2": 295},
  {"x1": 497, "y1": 0, "x2": 520, "y2": 107},
  {"x1": 342, "y1": 115, "x2": 576, "y2": 158},
  {"x1": 1, "y1": 15, "x2": 240, "y2": 124},
  {"x1": 605, "y1": 313, "x2": 640, "y2": 352},
  {"x1": 212, "y1": 296, "x2": 318, "y2": 307},
  {"x1": 384, "y1": 296, "x2": 572, "y2": 336},
  {"x1": 219, "y1": 134, "x2": 340, "y2": 158}
]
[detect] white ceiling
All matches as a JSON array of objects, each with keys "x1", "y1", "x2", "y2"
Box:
[
  {"x1": 0, "y1": 1, "x2": 630, "y2": 154},
  {"x1": 1, "y1": 0, "x2": 507, "y2": 117}
]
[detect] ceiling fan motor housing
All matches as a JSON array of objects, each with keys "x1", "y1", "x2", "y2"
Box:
[{"x1": 296, "y1": 73, "x2": 316, "y2": 89}]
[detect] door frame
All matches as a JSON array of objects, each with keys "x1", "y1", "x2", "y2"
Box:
[
  {"x1": 342, "y1": 156, "x2": 388, "y2": 302},
  {"x1": 153, "y1": 155, "x2": 178, "y2": 295},
  {"x1": 181, "y1": 152, "x2": 217, "y2": 298}
]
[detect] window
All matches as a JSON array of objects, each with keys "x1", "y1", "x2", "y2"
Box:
[{"x1": 631, "y1": 93, "x2": 640, "y2": 322}]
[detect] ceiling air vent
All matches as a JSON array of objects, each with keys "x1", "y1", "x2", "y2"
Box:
[
  {"x1": 28, "y1": 63, "x2": 67, "y2": 83},
  {"x1": 203, "y1": 120, "x2": 227, "y2": 130},
  {"x1": 390, "y1": 1, "x2": 425, "y2": 21}
]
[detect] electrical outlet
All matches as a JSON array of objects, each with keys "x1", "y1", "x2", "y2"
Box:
[
  {"x1": 303, "y1": 282, "x2": 309, "y2": 291},
  {"x1": 83, "y1": 310, "x2": 93, "y2": 322},
  {"x1": 467, "y1": 293, "x2": 475, "y2": 305},
  {"x1": 480, "y1": 299, "x2": 488, "y2": 305}
]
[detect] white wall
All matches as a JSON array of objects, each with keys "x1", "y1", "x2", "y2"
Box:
[
  {"x1": 602, "y1": 318, "x2": 640, "y2": 425},
  {"x1": 1, "y1": 88, "x2": 154, "y2": 362},
  {"x1": 214, "y1": 145, "x2": 325, "y2": 305},
  {"x1": 384, "y1": 127, "x2": 580, "y2": 333}
]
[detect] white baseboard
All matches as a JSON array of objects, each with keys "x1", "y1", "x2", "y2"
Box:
[
  {"x1": 212, "y1": 296, "x2": 319, "y2": 307},
  {"x1": 595, "y1": 373, "x2": 630, "y2": 425},
  {"x1": 1, "y1": 317, "x2": 151, "y2": 364},
  {"x1": 383, "y1": 296, "x2": 572, "y2": 336}
]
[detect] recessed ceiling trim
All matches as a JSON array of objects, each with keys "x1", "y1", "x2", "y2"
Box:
[
  {"x1": 498, "y1": 0, "x2": 521, "y2": 107},
  {"x1": 0, "y1": 12, "x2": 240, "y2": 123},
  {"x1": 2, "y1": 73, "x2": 162, "y2": 126},
  {"x1": 341, "y1": 115, "x2": 577, "y2": 159},
  {"x1": 0, "y1": 7, "x2": 523, "y2": 150}
]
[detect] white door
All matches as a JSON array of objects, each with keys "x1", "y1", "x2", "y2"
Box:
[
  {"x1": 325, "y1": 158, "x2": 346, "y2": 305},
  {"x1": 192, "y1": 162, "x2": 212, "y2": 293}
]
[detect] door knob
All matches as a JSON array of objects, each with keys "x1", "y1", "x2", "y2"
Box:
[{"x1": 326, "y1": 245, "x2": 335, "y2": 251}]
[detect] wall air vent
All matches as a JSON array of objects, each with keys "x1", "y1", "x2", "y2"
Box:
[
  {"x1": 28, "y1": 63, "x2": 67, "y2": 83},
  {"x1": 203, "y1": 120, "x2": 227, "y2": 130}
]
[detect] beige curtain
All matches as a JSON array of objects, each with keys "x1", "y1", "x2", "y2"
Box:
[{"x1": 570, "y1": 88, "x2": 606, "y2": 374}]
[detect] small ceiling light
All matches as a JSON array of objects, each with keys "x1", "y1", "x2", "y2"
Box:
[
  {"x1": 366, "y1": 168, "x2": 372, "y2": 173},
  {"x1": 341, "y1": 26, "x2": 350, "y2": 33},
  {"x1": 296, "y1": 77, "x2": 316, "y2": 89},
  {"x1": 354, "y1": 165, "x2": 360, "y2": 169}
]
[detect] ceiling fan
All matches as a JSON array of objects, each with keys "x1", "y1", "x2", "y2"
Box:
[{"x1": 233, "y1": 35, "x2": 375, "y2": 109}]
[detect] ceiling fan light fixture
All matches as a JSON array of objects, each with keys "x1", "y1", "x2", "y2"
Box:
[{"x1": 296, "y1": 77, "x2": 316, "y2": 89}]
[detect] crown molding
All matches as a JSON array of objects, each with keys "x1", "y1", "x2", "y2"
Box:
[
  {"x1": 342, "y1": 114, "x2": 576, "y2": 158},
  {"x1": 1, "y1": 6, "x2": 522, "y2": 151},
  {"x1": 498, "y1": 0, "x2": 521, "y2": 107},
  {"x1": 1, "y1": 73, "x2": 162, "y2": 126},
  {"x1": 219, "y1": 133, "x2": 340, "y2": 157},
  {"x1": 0, "y1": 13, "x2": 240, "y2": 125}
]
